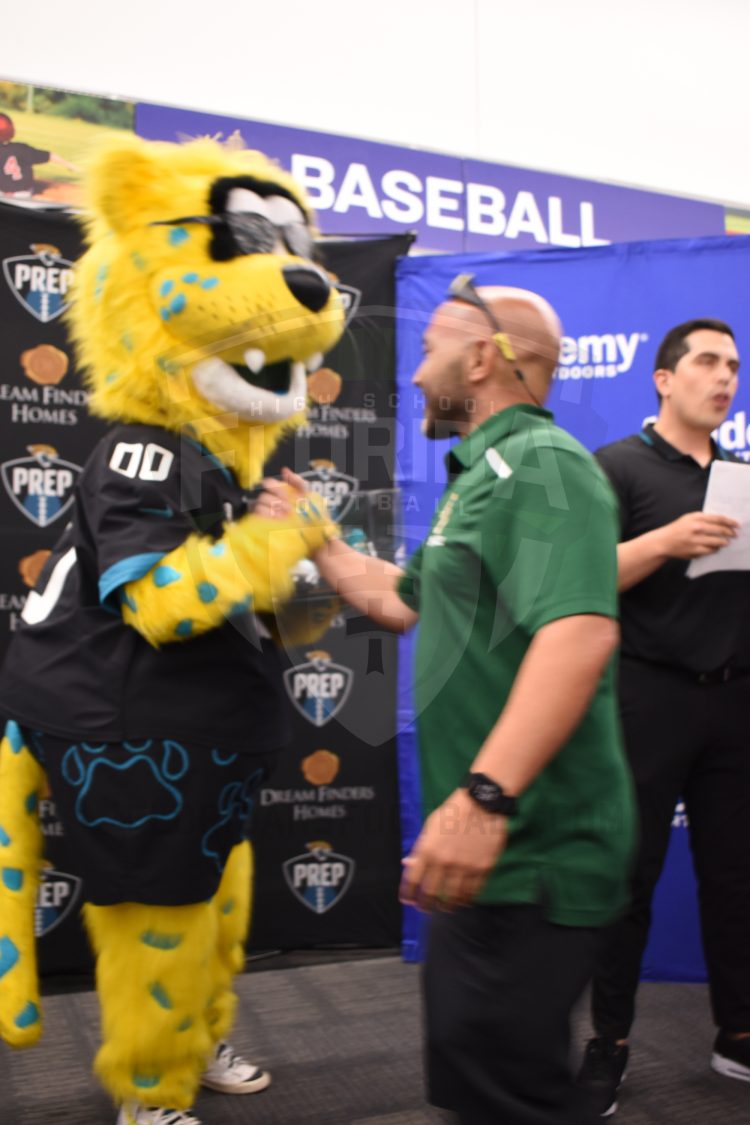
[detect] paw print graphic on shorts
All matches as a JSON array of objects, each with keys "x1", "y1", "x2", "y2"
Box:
[
  {"x1": 61, "y1": 740, "x2": 189, "y2": 829},
  {"x1": 201, "y1": 769, "x2": 263, "y2": 873}
]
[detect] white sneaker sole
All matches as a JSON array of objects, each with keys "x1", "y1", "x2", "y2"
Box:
[
  {"x1": 711, "y1": 1052, "x2": 750, "y2": 1082},
  {"x1": 581, "y1": 1067, "x2": 626, "y2": 1118},
  {"x1": 201, "y1": 1070, "x2": 271, "y2": 1095}
]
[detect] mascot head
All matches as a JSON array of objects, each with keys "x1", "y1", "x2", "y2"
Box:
[{"x1": 68, "y1": 136, "x2": 346, "y2": 485}]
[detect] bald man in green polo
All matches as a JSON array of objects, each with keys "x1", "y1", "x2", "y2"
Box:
[{"x1": 257, "y1": 279, "x2": 635, "y2": 1125}]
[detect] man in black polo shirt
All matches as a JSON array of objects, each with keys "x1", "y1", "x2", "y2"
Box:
[{"x1": 577, "y1": 319, "x2": 750, "y2": 1116}]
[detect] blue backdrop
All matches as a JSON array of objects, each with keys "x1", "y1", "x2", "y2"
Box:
[{"x1": 395, "y1": 235, "x2": 750, "y2": 977}]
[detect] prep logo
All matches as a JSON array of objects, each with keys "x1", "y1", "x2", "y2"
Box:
[
  {"x1": 282, "y1": 840, "x2": 355, "y2": 914},
  {"x1": 3, "y1": 243, "x2": 75, "y2": 323},
  {"x1": 1, "y1": 443, "x2": 82, "y2": 527},
  {"x1": 284, "y1": 649, "x2": 354, "y2": 727},
  {"x1": 35, "y1": 868, "x2": 81, "y2": 937},
  {"x1": 300, "y1": 460, "x2": 358, "y2": 521},
  {"x1": 337, "y1": 283, "x2": 362, "y2": 327},
  {"x1": 555, "y1": 331, "x2": 648, "y2": 380}
]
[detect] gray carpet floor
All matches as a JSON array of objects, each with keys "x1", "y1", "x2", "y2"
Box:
[{"x1": 1, "y1": 956, "x2": 748, "y2": 1124}]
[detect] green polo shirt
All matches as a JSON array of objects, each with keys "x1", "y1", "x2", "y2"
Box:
[{"x1": 398, "y1": 405, "x2": 635, "y2": 926}]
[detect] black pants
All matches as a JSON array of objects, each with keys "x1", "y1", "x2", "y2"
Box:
[
  {"x1": 592, "y1": 657, "x2": 750, "y2": 1039},
  {"x1": 425, "y1": 903, "x2": 598, "y2": 1125}
]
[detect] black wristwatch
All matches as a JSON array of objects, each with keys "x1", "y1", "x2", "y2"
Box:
[{"x1": 462, "y1": 772, "x2": 519, "y2": 817}]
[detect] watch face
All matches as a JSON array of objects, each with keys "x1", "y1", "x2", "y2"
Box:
[
  {"x1": 466, "y1": 772, "x2": 517, "y2": 815},
  {"x1": 472, "y1": 779, "x2": 502, "y2": 804}
]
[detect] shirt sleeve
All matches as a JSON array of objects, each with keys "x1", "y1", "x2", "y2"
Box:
[
  {"x1": 594, "y1": 445, "x2": 630, "y2": 537},
  {"x1": 81, "y1": 435, "x2": 199, "y2": 608},
  {"x1": 396, "y1": 543, "x2": 425, "y2": 611},
  {"x1": 23, "y1": 144, "x2": 52, "y2": 164},
  {"x1": 483, "y1": 446, "x2": 620, "y2": 634}
]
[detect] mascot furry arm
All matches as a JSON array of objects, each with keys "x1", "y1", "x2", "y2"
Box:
[
  {"x1": 0, "y1": 135, "x2": 347, "y2": 1117},
  {"x1": 121, "y1": 488, "x2": 336, "y2": 647}
]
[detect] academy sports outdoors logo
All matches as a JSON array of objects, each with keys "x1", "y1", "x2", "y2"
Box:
[
  {"x1": 283, "y1": 650, "x2": 354, "y2": 727},
  {"x1": 1, "y1": 443, "x2": 82, "y2": 527},
  {"x1": 35, "y1": 868, "x2": 81, "y2": 938},
  {"x1": 672, "y1": 801, "x2": 689, "y2": 829},
  {"x1": 554, "y1": 331, "x2": 648, "y2": 380},
  {"x1": 282, "y1": 840, "x2": 355, "y2": 914},
  {"x1": 717, "y1": 410, "x2": 750, "y2": 462},
  {"x1": 3, "y1": 243, "x2": 75, "y2": 323},
  {"x1": 300, "y1": 460, "x2": 358, "y2": 522}
]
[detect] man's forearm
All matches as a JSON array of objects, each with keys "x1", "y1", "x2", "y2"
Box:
[
  {"x1": 471, "y1": 614, "x2": 619, "y2": 793},
  {"x1": 314, "y1": 538, "x2": 417, "y2": 632},
  {"x1": 616, "y1": 511, "x2": 739, "y2": 590},
  {"x1": 617, "y1": 532, "x2": 669, "y2": 591}
]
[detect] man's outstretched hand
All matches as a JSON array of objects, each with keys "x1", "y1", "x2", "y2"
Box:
[
  {"x1": 400, "y1": 789, "x2": 508, "y2": 912},
  {"x1": 254, "y1": 467, "x2": 310, "y2": 520}
]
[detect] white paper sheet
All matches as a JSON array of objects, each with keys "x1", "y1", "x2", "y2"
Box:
[{"x1": 687, "y1": 461, "x2": 750, "y2": 578}]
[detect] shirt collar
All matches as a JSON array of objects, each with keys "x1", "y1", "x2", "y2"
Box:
[
  {"x1": 447, "y1": 404, "x2": 553, "y2": 476},
  {"x1": 638, "y1": 422, "x2": 728, "y2": 464}
]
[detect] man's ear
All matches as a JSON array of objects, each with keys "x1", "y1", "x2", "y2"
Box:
[
  {"x1": 85, "y1": 137, "x2": 179, "y2": 233},
  {"x1": 466, "y1": 338, "x2": 494, "y2": 384},
  {"x1": 653, "y1": 367, "x2": 672, "y2": 398}
]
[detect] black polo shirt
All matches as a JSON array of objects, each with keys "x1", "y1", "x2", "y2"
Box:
[{"x1": 595, "y1": 423, "x2": 750, "y2": 674}]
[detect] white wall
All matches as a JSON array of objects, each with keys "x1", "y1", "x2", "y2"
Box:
[{"x1": 6, "y1": 0, "x2": 750, "y2": 208}]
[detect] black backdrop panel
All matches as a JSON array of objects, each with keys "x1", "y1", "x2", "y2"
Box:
[
  {"x1": 0, "y1": 205, "x2": 409, "y2": 971},
  {"x1": 253, "y1": 235, "x2": 410, "y2": 950}
]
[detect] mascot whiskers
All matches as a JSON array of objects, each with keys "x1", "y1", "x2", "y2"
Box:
[{"x1": 0, "y1": 136, "x2": 346, "y2": 1125}]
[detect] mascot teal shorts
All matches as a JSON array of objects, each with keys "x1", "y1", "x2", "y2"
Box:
[{"x1": 25, "y1": 728, "x2": 274, "y2": 905}]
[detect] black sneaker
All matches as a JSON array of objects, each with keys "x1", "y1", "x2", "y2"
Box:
[
  {"x1": 711, "y1": 1030, "x2": 750, "y2": 1082},
  {"x1": 576, "y1": 1037, "x2": 629, "y2": 1117}
]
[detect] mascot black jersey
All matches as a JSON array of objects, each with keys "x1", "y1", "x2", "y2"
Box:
[{"x1": 0, "y1": 423, "x2": 289, "y2": 751}]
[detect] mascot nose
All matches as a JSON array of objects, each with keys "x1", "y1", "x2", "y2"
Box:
[{"x1": 282, "y1": 266, "x2": 331, "y2": 313}]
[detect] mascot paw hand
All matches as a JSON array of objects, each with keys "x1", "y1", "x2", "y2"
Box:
[
  {"x1": 295, "y1": 491, "x2": 339, "y2": 542},
  {"x1": 296, "y1": 507, "x2": 340, "y2": 554},
  {"x1": 255, "y1": 477, "x2": 339, "y2": 552}
]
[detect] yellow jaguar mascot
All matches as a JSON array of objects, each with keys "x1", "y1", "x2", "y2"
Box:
[{"x1": 0, "y1": 136, "x2": 346, "y2": 1124}]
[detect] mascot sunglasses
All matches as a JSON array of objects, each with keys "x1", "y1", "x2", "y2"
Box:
[{"x1": 151, "y1": 209, "x2": 315, "y2": 262}]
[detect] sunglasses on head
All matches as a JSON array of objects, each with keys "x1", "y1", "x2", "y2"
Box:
[{"x1": 447, "y1": 273, "x2": 542, "y2": 407}]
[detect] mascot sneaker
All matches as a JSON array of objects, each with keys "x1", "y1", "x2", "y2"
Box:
[
  {"x1": 117, "y1": 1107, "x2": 202, "y2": 1125},
  {"x1": 201, "y1": 1040, "x2": 271, "y2": 1094}
]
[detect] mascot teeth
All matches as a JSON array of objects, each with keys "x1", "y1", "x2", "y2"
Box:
[
  {"x1": 245, "y1": 348, "x2": 266, "y2": 374},
  {"x1": 305, "y1": 352, "x2": 324, "y2": 373},
  {"x1": 193, "y1": 354, "x2": 307, "y2": 422}
]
